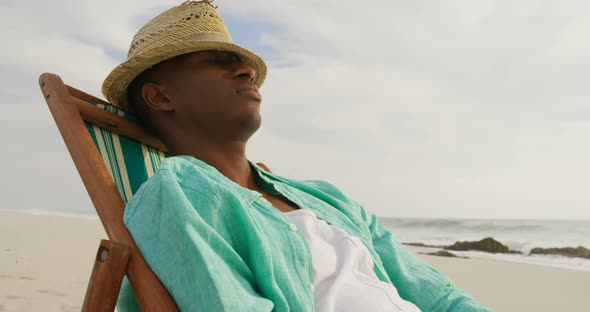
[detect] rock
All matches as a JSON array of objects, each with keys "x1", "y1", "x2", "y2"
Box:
[
  {"x1": 404, "y1": 242, "x2": 429, "y2": 247},
  {"x1": 421, "y1": 250, "x2": 469, "y2": 259},
  {"x1": 530, "y1": 246, "x2": 590, "y2": 259},
  {"x1": 444, "y1": 237, "x2": 515, "y2": 254}
]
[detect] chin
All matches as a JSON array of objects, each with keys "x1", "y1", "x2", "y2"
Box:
[
  {"x1": 235, "y1": 113, "x2": 261, "y2": 141},
  {"x1": 244, "y1": 115, "x2": 262, "y2": 133}
]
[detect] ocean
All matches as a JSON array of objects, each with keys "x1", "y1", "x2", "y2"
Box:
[{"x1": 380, "y1": 217, "x2": 590, "y2": 272}]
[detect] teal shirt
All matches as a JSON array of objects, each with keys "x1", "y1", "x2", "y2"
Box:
[{"x1": 118, "y1": 156, "x2": 490, "y2": 311}]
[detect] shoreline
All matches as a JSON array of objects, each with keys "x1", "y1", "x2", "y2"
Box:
[
  {"x1": 2, "y1": 211, "x2": 590, "y2": 311},
  {"x1": 402, "y1": 241, "x2": 590, "y2": 273},
  {"x1": 0, "y1": 208, "x2": 100, "y2": 220}
]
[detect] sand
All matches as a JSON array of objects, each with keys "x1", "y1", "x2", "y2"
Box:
[
  {"x1": 1, "y1": 211, "x2": 106, "y2": 312},
  {"x1": 1, "y1": 211, "x2": 589, "y2": 312},
  {"x1": 407, "y1": 246, "x2": 590, "y2": 311}
]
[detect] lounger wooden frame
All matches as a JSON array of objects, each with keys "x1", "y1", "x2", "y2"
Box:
[{"x1": 38, "y1": 73, "x2": 178, "y2": 311}]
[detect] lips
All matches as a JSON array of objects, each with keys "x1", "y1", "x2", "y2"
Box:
[{"x1": 236, "y1": 85, "x2": 261, "y2": 101}]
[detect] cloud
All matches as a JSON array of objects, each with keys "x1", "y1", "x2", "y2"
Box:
[
  {"x1": 1, "y1": 0, "x2": 589, "y2": 219},
  {"x1": 231, "y1": 0, "x2": 590, "y2": 219}
]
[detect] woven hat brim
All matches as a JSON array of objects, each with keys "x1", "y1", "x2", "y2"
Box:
[{"x1": 102, "y1": 41, "x2": 267, "y2": 110}]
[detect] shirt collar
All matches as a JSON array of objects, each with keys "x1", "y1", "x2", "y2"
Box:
[{"x1": 174, "y1": 155, "x2": 266, "y2": 202}]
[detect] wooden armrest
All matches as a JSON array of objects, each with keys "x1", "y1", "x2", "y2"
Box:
[{"x1": 83, "y1": 240, "x2": 130, "y2": 312}]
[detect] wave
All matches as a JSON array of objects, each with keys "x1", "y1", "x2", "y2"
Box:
[
  {"x1": 382, "y1": 218, "x2": 590, "y2": 241},
  {"x1": 384, "y1": 218, "x2": 550, "y2": 232}
]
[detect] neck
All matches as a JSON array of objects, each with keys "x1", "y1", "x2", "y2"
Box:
[{"x1": 164, "y1": 135, "x2": 259, "y2": 190}]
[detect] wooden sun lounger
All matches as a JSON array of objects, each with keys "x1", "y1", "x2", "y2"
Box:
[{"x1": 39, "y1": 73, "x2": 178, "y2": 311}]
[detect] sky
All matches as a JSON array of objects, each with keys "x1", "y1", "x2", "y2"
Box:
[{"x1": 1, "y1": 0, "x2": 589, "y2": 220}]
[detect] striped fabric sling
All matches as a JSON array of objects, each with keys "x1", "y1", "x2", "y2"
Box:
[{"x1": 84, "y1": 102, "x2": 168, "y2": 203}]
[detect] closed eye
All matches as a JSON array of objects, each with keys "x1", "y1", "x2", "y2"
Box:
[{"x1": 204, "y1": 52, "x2": 243, "y2": 64}]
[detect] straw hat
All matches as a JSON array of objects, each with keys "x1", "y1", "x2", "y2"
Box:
[{"x1": 102, "y1": 0, "x2": 267, "y2": 110}]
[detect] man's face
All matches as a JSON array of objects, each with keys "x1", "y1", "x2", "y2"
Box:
[{"x1": 156, "y1": 50, "x2": 262, "y2": 141}]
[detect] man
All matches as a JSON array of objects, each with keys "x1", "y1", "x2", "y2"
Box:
[{"x1": 102, "y1": 1, "x2": 491, "y2": 311}]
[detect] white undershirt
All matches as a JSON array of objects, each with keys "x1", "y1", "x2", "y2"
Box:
[{"x1": 286, "y1": 209, "x2": 421, "y2": 312}]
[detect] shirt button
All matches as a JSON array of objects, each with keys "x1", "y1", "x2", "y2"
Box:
[
  {"x1": 289, "y1": 224, "x2": 298, "y2": 231},
  {"x1": 309, "y1": 284, "x2": 315, "y2": 292},
  {"x1": 259, "y1": 197, "x2": 270, "y2": 204}
]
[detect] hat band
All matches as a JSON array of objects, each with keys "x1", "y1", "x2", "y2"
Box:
[{"x1": 183, "y1": 33, "x2": 232, "y2": 43}]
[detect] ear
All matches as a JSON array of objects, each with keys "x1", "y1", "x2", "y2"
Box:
[{"x1": 142, "y1": 82, "x2": 174, "y2": 112}]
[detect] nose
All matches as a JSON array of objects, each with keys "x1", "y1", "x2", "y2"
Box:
[{"x1": 234, "y1": 62, "x2": 256, "y2": 82}]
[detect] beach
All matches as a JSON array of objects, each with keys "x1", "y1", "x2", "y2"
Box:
[
  {"x1": 1, "y1": 211, "x2": 106, "y2": 311},
  {"x1": 408, "y1": 246, "x2": 590, "y2": 311},
  {"x1": 2, "y1": 211, "x2": 589, "y2": 311}
]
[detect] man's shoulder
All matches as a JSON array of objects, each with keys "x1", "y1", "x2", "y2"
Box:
[
  {"x1": 124, "y1": 156, "x2": 226, "y2": 223},
  {"x1": 148, "y1": 155, "x2": 221, "y2": 186},
  {"x1": 130, "y1": 156, "x2": 222, "y2": 203}
]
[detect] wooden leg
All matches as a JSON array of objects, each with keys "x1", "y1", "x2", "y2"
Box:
[{"x1": 82, "y1": 240, "x2": 130, "y2": 312}]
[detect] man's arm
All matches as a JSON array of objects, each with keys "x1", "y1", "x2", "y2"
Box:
[
  {"x1": 362, "y1": 209, "x2": 492, "y2": 312},
  {"x1": 121, "y1": 169, "x2": 274, "y2": 311}
]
